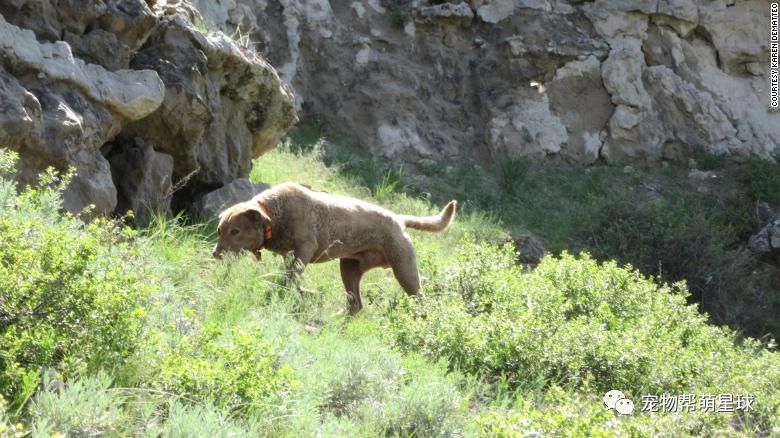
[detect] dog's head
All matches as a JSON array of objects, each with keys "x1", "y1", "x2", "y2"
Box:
[{"x1": 212, "y1": 201, "x2": 272, "y2": 260}]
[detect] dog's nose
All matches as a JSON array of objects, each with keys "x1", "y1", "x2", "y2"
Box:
[{"x1": 212, "y1": 246, "x2": 223, "y2": 259}]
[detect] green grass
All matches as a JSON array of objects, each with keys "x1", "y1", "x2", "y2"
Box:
[
  {"x1": 3, "y1": 145, "x2": 780, "y2": 436},
  {"x1": 193, "y1": 17, "x2": 210, "y2": 34}
]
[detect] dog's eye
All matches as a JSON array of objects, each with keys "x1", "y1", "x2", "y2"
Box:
[{"x1": 230, "y1": 229, "x2": 240, "y2": 236}]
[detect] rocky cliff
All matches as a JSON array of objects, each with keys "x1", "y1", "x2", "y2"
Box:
[
  {"x1": 0, "y1": 0, "x2": 297, "y2": 218},
  {"x1": 1, "y1": 0, "x2": 775, "y2": 216},
  {"x1": 196, "y1": 0, "x2": 777, "y2": 171}
]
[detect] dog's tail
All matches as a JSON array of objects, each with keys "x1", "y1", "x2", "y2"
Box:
[{"x1": 402, "y1": 201, "x2": 457, "y2": 232}]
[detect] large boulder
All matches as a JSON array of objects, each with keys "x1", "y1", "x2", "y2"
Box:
[
  {"x1": 512, "y1": 233, "x2": 547, "y2": 266},
  {"x1": 0, "y1": 0, "x2": 297, "y2": 216},
  {"x1": 0, "y1": 14, "x2": 164, "y2": 214},
  {"x1": 477, "y1": 0, "x2": 514, "y2": 24},
  {"x1": 123, "y1": 13, "x2": 297, "y2": 202},
  {"x1": 0, "y1": 0, "x2": 157, "y2": 71},
  {"x1": 749, "y1": 214, "x2": 780, "y2": 254}
]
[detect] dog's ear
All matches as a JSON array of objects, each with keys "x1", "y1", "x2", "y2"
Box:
[{"x1": 241, "y1": 205, "x2": 272, "y2": 226}]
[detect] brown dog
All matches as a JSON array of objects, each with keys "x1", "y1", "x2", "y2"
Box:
[{"x1": 213, "y1": 182, "x2": 457, "y2": 314}]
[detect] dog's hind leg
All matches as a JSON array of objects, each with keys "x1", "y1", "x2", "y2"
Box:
[
  {"x1": 340, "y1": 258, "x2": 363, "y2": 315},
  {"x1": 386, "y1": 237, "x2": 421, "y2": 296}
]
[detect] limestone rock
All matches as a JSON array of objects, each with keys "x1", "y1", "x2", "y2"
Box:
[
  {"x1": 506, "y1": 233, "x2": 547, "y2": 266},
  {"x1": 0, "y1": 15, "x2": 164, "y2": 120},
  {"x1": 5, "y1": 0, "x2": 775, "y2": 221},
  {"x1": 0, "y1": 0, "x2": 157, "y2": 70},
  {"x1": 516, "y1": 0, "x2": 552, "y2": 12},
  {"x1": 3, "y1": 0, "x2": 774, "y2": 210},
  {"x1": 699, "y1": 1, "x2": 768, "y2": 75},
  {"x1": 477, "y1": 0, "x2": 514, "y2": 23},
  {"x1": 193, "y1": 179, "x2": 271, "y2": 218},
  {"x1": 124, "y1": 14, "x2": 297, "y2": 200},
  {"x1": 0, "y1": 1, "x2": 296, "y2": 216},
  {"x1": 547, "y1": 56, "x2": 612, "y2": 163},
  {"x1": 377, "y1": 123, "x2": 434, "y2": 159},
  {"x1": 749, "y1": 214, "x2": 780, "y2": 253},
  {"x1": 187, "y1": 0, "x2": 777, "y2": 173},
  {"x1": 488, "y1": 92, "x2": 568, "y2": 159},
  {"x1": 416, "y1": 2, "x2": 474, "y2": 25},
  {"x1": 0, "y1": 15, "x2": 164, "y2": 215},
  {"x1": 645, "y1": 65, "x2": 738, "y2": 155},
  {"x1": 0, "y1": 69, "x2": 40, "y2": 151},
  {"x1": 193, "y1": 0, "x2": 269, "y2": 34}
]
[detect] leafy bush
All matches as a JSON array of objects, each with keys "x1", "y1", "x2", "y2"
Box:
[
  {"x1": 28, "y1": 373, "x2": 125, "y2": 436},
  {"x1": 366, "y1": 367, "x2": 465, "y2": 437},
  {"x1": 735, "y1": 156, "x2": 780, "y2": 204},
  {"x1": 472, "y1": 392, "x2": 622, "y2": 437},
  {"x1": 590, "y1": 191, "x2": 777, "y2": 337},
  {"x1": 0, "y1": 150, "x2": 153, "y2": 412},
  {"x1": 270, "y1": 320, "x2": 467, "y2": 437},
  {"x1": 151, "y1": 322, "x2": 295, "y2": 411},
  {"x1": 317, "y1": 352, "x2": 464, "y2": 436},
  {"x1": 0, "y1": 395, "x2": 26, "y2": 437},
  {"x1": 152, "y1": 401, "x2": 260, "y2": 437},
  {"x1": 390, "y1": 239, "x2": 780, "y2": 431}
]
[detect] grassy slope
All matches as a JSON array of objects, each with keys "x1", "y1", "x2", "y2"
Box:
[
  {"x1": 4, "y1": 143, "x2": 780, "y2": 436},
  {"x1": 310, "y1": 123, "x2": 780, "y2": 339}
]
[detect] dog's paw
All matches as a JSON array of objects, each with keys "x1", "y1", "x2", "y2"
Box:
[{"x1": 297, "y1": 286, "x2": 316, "y2": 295}]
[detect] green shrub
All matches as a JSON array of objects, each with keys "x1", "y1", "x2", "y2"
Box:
[
  {"x1": 270, "y1": 320, "x2": 467, "y2": 437},
  {"x1": 590, "y1": 191, "x2": 777, "y2": 337},
  {"x1": 151, "y1": 322, "x2": 295, "y2": 411},
  {"x1": 472, "y1": 393, "x2": 621, "y2": 437},
  {"x1": 321, "y1": 344, "x2": 465, "y2": 436},
  {"x1": 390, "y1": 238, "x2": 780, "y2": 432},
  {"x1": 28, "y1": 373, "x2": 125, "y2": 437},
  {"x1": 497, "y1": 158, "x2": 530, "y2": 196},
  {"x1": 735, "y1": 156, "x2": 780, "y2": 204},
  {"x1": 366, "y1": 368, "x2": 466, "y2": 437},
  {"x1": 0, "y1": 395, "x2": 26, "y2": 437},
  {"x1": 0, "y1": 150, "x2": 153, "y2": 412},
  {"x1": 153, "y1": 401, "x2": 260, "y2": 437}
]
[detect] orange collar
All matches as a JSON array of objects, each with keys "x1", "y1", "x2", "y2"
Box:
[
  {"x1": 258, "y1": 202, "x2": 272, "y2": 241},
  {"x1": 254, "y1": 202, "x2": 273, "y2": 262}
]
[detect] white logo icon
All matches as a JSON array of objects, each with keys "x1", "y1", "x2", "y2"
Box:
[
  {"x1": 604, "y1": 390, "x2": 634, "y2": 415},
  {"x1": 604, "y1": 390, "x2": 625, "y2": 409},
  {"x1": 615, "y1": 398, "x2": 634, "y2": 415}
]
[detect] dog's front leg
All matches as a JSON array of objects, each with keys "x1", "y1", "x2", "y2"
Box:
[{"x1": 285, "y1": 243, "x2": 317, "y2": 294}]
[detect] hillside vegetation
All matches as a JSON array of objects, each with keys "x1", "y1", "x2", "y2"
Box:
[
  {"x1": 314, "y1": 125, "x2": 780, "y2": 339},
  {"x1": 1, "y1": 144, "x2": 779, "y2": 436}
]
